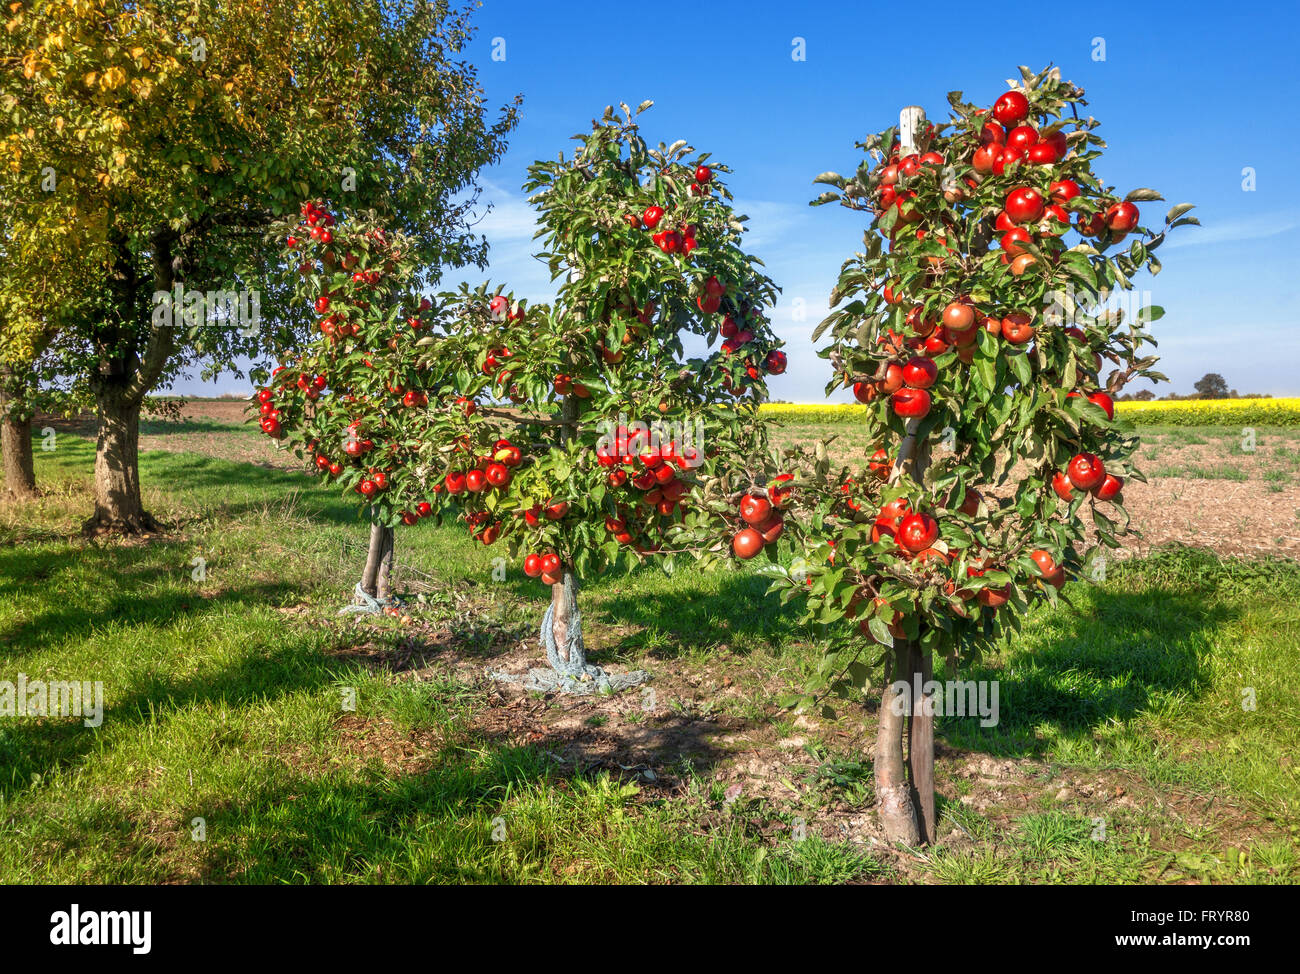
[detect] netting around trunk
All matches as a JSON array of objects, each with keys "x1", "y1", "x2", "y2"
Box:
[
  {"x1": 338, "y1": 582, "x2": 404, "y2": 616},
  {"x1": 491, "y1": 602, "x2": 649, "y2": 695}
]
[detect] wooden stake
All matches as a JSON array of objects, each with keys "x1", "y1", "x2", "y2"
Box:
[
  {"x1": 874, "y1": 105, "x2": 939, "y2": 846},
  {"x1": 899, "y1": 105, "x2": 926, "y2": 153}
]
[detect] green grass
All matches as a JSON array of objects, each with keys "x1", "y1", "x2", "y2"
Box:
[
  {"x1": 1148, "y1": 464, "x2": 1250, "y2": 481},
  {"x1": 943, "y1": 550, "x2": 1300, "y2": 811},
  {"x1": 1, "y1": 425, "x2": 1298, "y2": 883}
]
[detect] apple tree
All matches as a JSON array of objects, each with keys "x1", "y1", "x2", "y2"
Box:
[
  {"x1": 769, "y1": 67, "x2": 1195, "y2": 843},
  {"x1": 253, "y1": 202, "x2": 513, "y2": 611},
  {"x1": 448, "y1": 102, "x2": 785, "y2": 692}
]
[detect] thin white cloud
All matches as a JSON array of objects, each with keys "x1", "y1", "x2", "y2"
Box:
[
  {"x1": 467, "y1": 179, "x2": 541, "y2": 242},
  {"x1": 734, "y1": 199, "x2": 812, "y2": 248},
  {"x1": 1163, "y1": 212, "x2": 1300, "y2": 249}
]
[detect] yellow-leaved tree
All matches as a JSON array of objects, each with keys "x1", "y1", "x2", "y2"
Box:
[{"x1": 0, "y1": 0, "x2": 518, "y2": 530}]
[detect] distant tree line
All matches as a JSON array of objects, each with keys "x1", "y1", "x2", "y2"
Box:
[{"x1": 1117, "y1": 373, "x2": 1275, "y2": 402}]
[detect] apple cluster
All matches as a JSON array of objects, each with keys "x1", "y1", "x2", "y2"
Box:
[{"x1": 730, "y1": 481, "x2": 792, "y2": 559}]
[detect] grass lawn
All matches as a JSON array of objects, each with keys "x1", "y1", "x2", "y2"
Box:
[{"x1": 0, "y1": 416, "x2": 1297, "y2": 884}]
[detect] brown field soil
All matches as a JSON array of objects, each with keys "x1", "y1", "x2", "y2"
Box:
[
  {"x1": 768, "y1": 419, "x2": 1300, "y2": 562},
  {"x1": 43, "y1": 398, "x2": 1299, "y2": 560},
  {"x1": 79, "y1": 398, "x2": 1300, "y2": 563}
]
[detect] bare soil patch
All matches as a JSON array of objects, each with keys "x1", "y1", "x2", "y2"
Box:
[
  {"x1": 315, "y1": 591, "x2": 1286, "y2": 881},
  {"x1": 769, "y1": 422, "x2": 1300, "y2": 561}
]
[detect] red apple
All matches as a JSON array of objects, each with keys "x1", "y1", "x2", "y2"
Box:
[
  {"x1": 1001, "y1": 312, "x2": 1035, "y2": 345},
  {"x1": 871, "y1": 515, "x2": 898, "y2": 544},
  {"x1": 1087, "y1": 391, "x2": 1115, "y2": 420},
  {"x1": 1105, "y1": 202, "x2": 1140, "y2": 232},
  {"x1": 1051, "y1": 471, "x2": 1075, "y2": 501},
  {"x1": 1000, "y1": 227, "x2": 1033, "y2": 257},
  {"x1": 902, "y1": 356, "x2": 938, "y2": 390},
  {"x1": 891, "y1": 387, "x2": 931, "y2": 419},
  {"x1": 993, "y1": 91, "x2": 1029, "y2": 126},
  {"x1": 896, "y1": 513, "x2": 939, "y2": 553},
  {"x1": 1005, "y1": 187, "x2": 1046, "y2": 224},
  {"x1": 942, "y1": 302, "x2": 975, "y2": 332},
  {"x1": 1091, "y1": 474, "x2": 1124, "y2": 501},
  {"x1": 740, "y1": 494, "x2": 772, "y2": 527},
  {"x1": 1049, "y1": 179, "x2": 1081, "y2": 204},
  {"x1": 732, "y1": 528, "x2": 764, "y2": 559},
  {"x1": 757, "y1": 514, "x2": 784, "y2": 544},
  {"x1": 1067, "y1": 453, "x2": 1106, "y2": 491}
]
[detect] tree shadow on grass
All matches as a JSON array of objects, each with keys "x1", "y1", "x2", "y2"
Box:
[
  {"x1": 23, "y1": 732, "x2": 632, "y2": 883},
  {"x1": 192, "y1": 739, "x2": 672, "y2": 884},
  {"x1": 190, "y1": 728, "x2": 732, "y2": 884},
  {"x1": 0, "y1": 616, "x2": 341, "y2": 804},
  {"x1": 937, "y1": 575, "x2": 1236, "y2": 759},
  {"x1": 592, "y1": 565, "x2": 810, "y2": 662},
  {"x1": 0, "y1": 531, "x2": 534, "y2": 808},
  {"x1": 0, "y1": 537, "x2": 303, "y2": 649}
]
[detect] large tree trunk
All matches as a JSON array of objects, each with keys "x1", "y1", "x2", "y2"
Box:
[
  {"x1": 85, "y1": 389, "x2": 158, "y2": 533},
  {"x1": 1, "y1": 412, "x2": 36, "y2": 500},
  {"x1": 0, "y1": 371, "x2": 37, "y2": 500},
  {"x1": 83, "y1": 224, "x2": 177, "y2": 535},
  {"x1": 875, "y1": 643, "x2": 921, "y2": 845}
]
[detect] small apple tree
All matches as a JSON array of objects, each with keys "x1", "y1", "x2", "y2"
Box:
[
  {"x1": 253, "y1": 201, "x2": 506, "y2": 611},
  {"x1": 450, "y1": 101, "x2": 784, "y2": 692},
  {"x1": 773, "y1": 67, "x2": 1195, "y2": 843}
]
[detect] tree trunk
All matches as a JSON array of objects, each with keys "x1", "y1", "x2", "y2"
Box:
[
  {"x1": 907, "y1": 641, "x2": 936, "y2": 844},
  {"x1": 548, "y1": 393, "x2": 582, "y2": 663},
  {"x1": 360, "y1": 522, "x2": 395, "y2": 600},
  {"x1": 873, "y1": 104, "x2": 935, "y2": 846},
  {"x1": 376, "y1": 526, "x2": 395, "y2": 601},
  {"x1": 85, "y1": 389, "x2": 158, "y2": 533},
  {"x1": 549, "y1": 568, "x2": 580, "y2": 664},
  {"x1": 0, "y1": 375, "x2": 37, "y2": 500},
  {"x1": 82, "y1": 223, "x2": 178, "y2": 535},
  {"x1": 875, "y1": 643, "x2": 921, "y2": 845}
]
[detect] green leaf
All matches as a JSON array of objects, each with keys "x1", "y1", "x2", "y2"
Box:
[
  {"x1": 1008, "y1": 352, "x2": 1032, "y2": 388},
  {"x1": 1123, "y1": 188, "x2": 1165, "y2": 203}
]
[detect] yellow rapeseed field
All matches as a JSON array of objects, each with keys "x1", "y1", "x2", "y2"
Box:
[{"x1": 759, "y1": 399, "x2": 1300, "y2": 427}]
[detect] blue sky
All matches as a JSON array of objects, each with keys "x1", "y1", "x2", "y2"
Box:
[{"x1": 180, "y1": 0, "x2": 1300, "y2": 400}]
